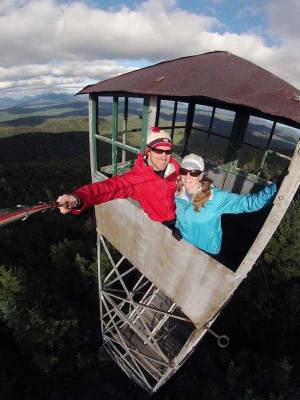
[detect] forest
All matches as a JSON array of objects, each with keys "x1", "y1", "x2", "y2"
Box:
[{"x1": 0, "y1": 97, "x2": 299, "y2": 399}]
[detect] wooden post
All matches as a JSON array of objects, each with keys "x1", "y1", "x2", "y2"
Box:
[
  {"x1": 89, "y1": 94, "x2": 98, "y2": 179},
  {"x1": 142, "y1": 95, "x2": 157, "y2": 150}
]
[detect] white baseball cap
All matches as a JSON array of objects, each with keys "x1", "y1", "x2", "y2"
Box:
[{"x1": 181, "y1": 153, "x2": 205, "y2": 171}]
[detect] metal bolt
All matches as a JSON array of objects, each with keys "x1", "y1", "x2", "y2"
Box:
[{"x1": 206, "y1": 326, "x2": 230, "y2": 348}]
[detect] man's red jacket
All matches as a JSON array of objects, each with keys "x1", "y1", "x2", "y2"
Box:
[{"x1": 72, "y1": 153, "x2": 180, "y2": 222}]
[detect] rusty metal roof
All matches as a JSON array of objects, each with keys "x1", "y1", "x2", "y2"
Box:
[{"x1": 78, "y1": 51, "x2": 300, "y2": 125}]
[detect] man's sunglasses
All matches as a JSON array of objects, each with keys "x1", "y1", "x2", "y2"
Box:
[
  {"x1": 150, "y1": 147, "x2": 173, "y2": 155},
  {"x1": 180, "y1": 167, "x2": 203, "y2": 177}
]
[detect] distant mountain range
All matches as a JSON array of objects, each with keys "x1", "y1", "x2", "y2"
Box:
[
  {"x1": 0, "y1": 92, "x2": 298, "y2": 157},
  {"x1": 0, "y1": 92, "x2": 86, "y2": 110},
  {"x1": 0, "y1": 93, "x2": 138, "y2": 123},
  {"x1": 0, "y1": 92, "x2": 89, "y2": 123}
]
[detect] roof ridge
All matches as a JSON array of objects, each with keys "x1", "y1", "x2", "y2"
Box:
[{"x1": 76, "y1": 51, "x2": 231, "y2": 95}]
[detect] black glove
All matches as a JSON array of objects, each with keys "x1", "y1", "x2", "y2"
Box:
[
  {"x1": 172, "y1": 228, "x2": 182, "y2": 241},
  {"x1": 275, "y1": 167, "x2": 289, "y2": 190}
]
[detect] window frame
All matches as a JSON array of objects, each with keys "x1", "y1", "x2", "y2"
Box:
[{"x1": 91, "y1": 95, "x2": 150, "y2": 178}]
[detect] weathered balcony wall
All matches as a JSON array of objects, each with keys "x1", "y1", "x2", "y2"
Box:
[{"x1": 95, "y1": 200, "x2": 237, "y2": 327}]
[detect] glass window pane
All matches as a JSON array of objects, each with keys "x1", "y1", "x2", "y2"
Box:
[
  {"x1": 116, "y1": 97, "x2": 142, "y2": 149},
  {"x1": 127, "y1": 98, "x2": 143, "y2": 132},
  {"x1": 116, "y1": 148, "x2": 137, "y2": 175},
  {"x1": 205, "y1": 135, "x2": 229, "y2": 166},
  {"x1": 244, "y1": 116, "x2": 273, "y2": 148},
  {"x1": 175, "y1": 102, "x2": 188, "y2": 127},
  {"x1": 211, "y1": 108, "x2": 235, "y2": 137},
  {"x1": 193, "y1": 104, "x2": 213, "y2": 131},
  {"x1": 96, "y1": 139, "x2": 113, "y2": 177},
  {"x1": 123, "y1": 131, "x2": 142, "y2": 149},
  {"x1": 187, "y1": 128, "x2": 208, "y2": 154},
  {"x1": 270, "y1": 123, "x2": 300, "y2": 157},
  {"x1": 117, "y1": 127, "x2": 141, "y2": 149},
  {"x1": 98, "y1": 97, "x2": 113, "y2": 138},
  {"x1": 260, "y1": 152, "x2": 290, "y2": 181},
  {"x1": 237, "y1": 144, "x2": 265, "y2": 175},
  {"x1": 172, "y1": 128, "x2": 185, "y2": 155},
  {"x1": 158, "y1": 100, "x2": 175, "y2": 128}
]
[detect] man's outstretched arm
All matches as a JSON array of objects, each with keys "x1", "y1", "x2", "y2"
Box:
[{"x1": 56, "y1": 173, "x2": 135, "y2": 214}]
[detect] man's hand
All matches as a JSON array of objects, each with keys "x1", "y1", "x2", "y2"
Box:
[{"x1": 56, "y1": 194, "x2": 79, "y2": 214}]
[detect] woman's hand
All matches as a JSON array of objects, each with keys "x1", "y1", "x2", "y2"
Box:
[
  {"x1": 172, "y1": 227, "x2": 182, "y2": 241},
  {"x1": 275, "y1": 167, "x2": 289, "y2": 190}
]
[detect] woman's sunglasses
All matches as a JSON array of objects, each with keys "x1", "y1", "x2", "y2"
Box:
[
  {"x1": 180, "y1": 167, "x2": 203, "y2": 177},
  {"x1": 150, "y1": 147, "x2": 173, "y2": 155}
]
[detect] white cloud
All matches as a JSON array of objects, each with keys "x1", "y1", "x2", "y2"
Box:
[
  {"x1": 0, "y1": 0, "x2": 299, "y2": 96},
  {"x1": 0, "y1": 0, "x2": 27, "y2": 13},
  {"x1": 0, "y1": 60, "x2": 133, "y2": 95},
  {"x1": 0, "y1": 61, "x2": 131, "y2": 81},
  {"x1": 0, "y1": 0, "x2": 220, "y2": 64},
  {"x1": 267, "y1": 0, "x2": 300, "y2": 42}
]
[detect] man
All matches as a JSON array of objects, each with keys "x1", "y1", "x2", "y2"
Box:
[{"x1": 57, "y1": 127, "x2": 180, "y2": 225}]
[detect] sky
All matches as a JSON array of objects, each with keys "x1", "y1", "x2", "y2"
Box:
[{"x1": 0, "y1": 0, "x2": 299, "y2": 97}]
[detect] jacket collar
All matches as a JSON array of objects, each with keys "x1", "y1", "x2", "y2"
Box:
[
  {"x1": 176, "y1": 185, "x2": 214, "y2": 202},
  {"x1": 164, "y1": 162, "x2": 176, "y2": 178},
  {"x1": 139, "y1": 152, "x2": 179, "y2": 177}
]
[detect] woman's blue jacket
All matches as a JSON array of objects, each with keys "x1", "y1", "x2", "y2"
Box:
[{"x1": 175, "y1": 183, "x2": 277, "y2": 255}]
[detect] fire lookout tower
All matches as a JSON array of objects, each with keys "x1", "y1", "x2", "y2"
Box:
[{"x1": 77, "y1": 51, "x2": 300, "y2": 392}]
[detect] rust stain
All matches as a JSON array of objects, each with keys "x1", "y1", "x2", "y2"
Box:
[{"x1": 78, "y1": 51, "x2": 300, "y2": 125}]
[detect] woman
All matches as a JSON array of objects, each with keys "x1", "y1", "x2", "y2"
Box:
[{"x1": 174, "y1": 153, "x2": 277, "y2": 255}]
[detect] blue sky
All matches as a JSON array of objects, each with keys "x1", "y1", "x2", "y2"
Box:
[{"x1": 0, "y1": 0, "x2": 299, "y2": 96}]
